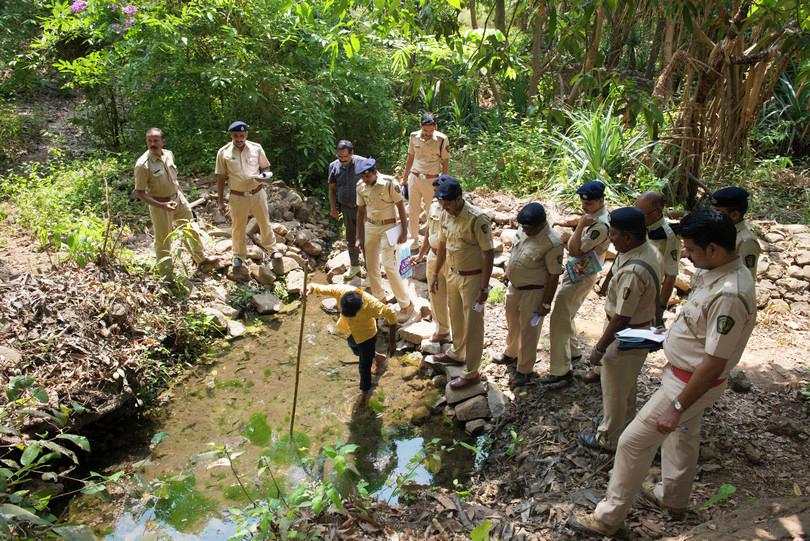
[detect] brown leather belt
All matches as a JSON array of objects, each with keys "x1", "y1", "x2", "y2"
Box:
[
  {"x1": 450, "y1": 268, "x2": 481, "y2": 276},
  {"x1": 152, "y1": 194, "x2": 178, "y2": 202},
  {"x1": 515, "y1": 284, "x2": 544, "y2": 291},
  {"x1": 230, "y1": 185, "x2": 263, "y2": 197},
  {"x1": 366, "y1": 217, "x2": 397, "y2": 226},
  {"x1": 412, "y1": 172, "x2": 440, "y2": 179}
]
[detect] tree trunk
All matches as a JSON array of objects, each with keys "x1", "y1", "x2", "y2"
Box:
[
  {"x1": 528, "y1": 1, "x2": 549, "y2": 105},
  {"x1": 568, "y1": 2, "x2": 605, "y2": 105},
  {"x1": 605, "y1": 2, "x2": 631, "y2": 70},
  {"x1": 495, "y1": 0, "x2": 506, "y2": 33},
  {"x1": 645, "y1": 16, "x2": 666, "y2": 80},
  {"x1": 469, "y1": 0, "x2": 478, "y2": 29}
]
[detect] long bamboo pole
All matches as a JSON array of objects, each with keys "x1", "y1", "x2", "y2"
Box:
[{"x1": 288, "y1": 262, "x2": 309, "y2": 440}]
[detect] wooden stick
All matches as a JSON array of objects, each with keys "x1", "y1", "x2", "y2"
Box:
[{"x1": 288, "y1": 262, "x2": 309, "y2": 440}]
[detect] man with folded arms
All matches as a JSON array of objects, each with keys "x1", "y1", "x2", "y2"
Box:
[{"x1": 570, "y1": 208, "x2": 757, "y2": 537}]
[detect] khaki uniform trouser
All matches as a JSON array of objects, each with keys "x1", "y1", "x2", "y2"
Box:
[
  {"x1": 595, "y1": 339, "x2": 649, "y2": 448},
  {"x1": 548, "y1": 273, "x2": 598, "y2": 375},
  {"x1": 364, "y1": 222, "x2": 411, "y2": 309},
  {"x1": 427, "y1": 251, "x2": 450, "y2": 335},
  {"x1": 406, "y1": 173, "x2": 435, "y2": 242},
  {"x1": 446, "y1": 271, "x2": 485, "y2": 378},
  {"x1": 595, "y1": 369, "x2": 727, "y2": 528},
  {"x1": 503, "y1": 284, "x2": 544, "y2": 375},
  {"x1": 149, "y1": 191, "x2": 205, "y2": 278},
  {"x1": 229, "y1": 189, "x2": 276, "y2": 260}
]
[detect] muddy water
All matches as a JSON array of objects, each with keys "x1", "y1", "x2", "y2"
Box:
[{"x1": 67, "y1": 302, "x2": 480, "y2": 539}]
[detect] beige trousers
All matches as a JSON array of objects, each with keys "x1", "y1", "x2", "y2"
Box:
[
  {"x1": 149, "y1": 191, "x2": 204, "y2": 278},
  {"x1": 364, "y1": 222, "x2": 411, "y2": 309},
  {"x1": 594, "y1": 368, "x2": 727, "y2": 528},
  {"x1": 229, "y1": 189, "x2": 276, "y2": 260},
  {"x1": 406, "y1": 173, "x2": 435, "y2": 242},
  {"x1": 427, "y1": 251, "x2": 450, "y2": 335},
  {"x1": 548, "y1": 273, "x2": 598, "y2": 375},
  {"x1": 595, "y1": 340, "x2": 649, "y2": 448},
  {"x1": 446, "y1": 271, "x2": 485, "y2": 378},
  {"x1": 503, "y1": 285, "x2": 545, "y2": 375}
]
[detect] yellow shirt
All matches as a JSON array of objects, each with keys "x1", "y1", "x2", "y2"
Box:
[
  {"x1": 407, "y1": 130, "x2": 450, "y2": 175},
  {"x1": 355, "y1": 174, "x2": 402, "y2": 222},
  {"x1": 439, "y1": 202, "x2": 494, "y2": 272},
  {"x1": 312, "y1": 284, "x2": 397, "y2": 344},
  {"x1": 606, "y1": 242, "x2": 661, "y2": 324},
  {"x1": 134, "y1": 150, "x2": 179, "y2": 198},
  {"x1": 507, "y1": 225, "x2": 564, "y2": 287},
  {"x1": 578, "y1": 205, "x2": 611, "y2": 263},
  {"x1": 647, "y1": 217, "x2": 680, "y2": 278},
  {"x1": 427, "y1": 199, "x2": 444, "y2": 250},
  {"x1": 663, "y1": 258, "x2": 756, "y2": 378},
  {"x1": 215, "y1": 140, "x2": 270, "y2": 192},
  {"x1": 735, "y1": 221, "x2": 760, "y2": 281}
]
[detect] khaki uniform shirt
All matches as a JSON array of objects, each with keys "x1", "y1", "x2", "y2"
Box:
[
  {"x1": 407, "y1": 130, "x2": 450, "y2": 175},
  {"x1": 647, "y1": 217, "x2": 680, "y2": 278},
  {"x1": 134, "y1": 150, "x2": 179, "y2": 198},
  {"x1": 439, "y1": 202, "x2": 494, "y2": 271},
  {"x1": 311, "y1": 284, "x2": 397, "y2": 343},
  {"x1": 356, "y1": 174, "x2": 402, "y2": 222},
  {"x1": 427, "y1": 199, "x2": 444, "y2": 250},
  {"x1": 578, "y1": 206, "x2": 611, "y2": 262},
  {"x1": 664, "y1": 258, "x2": 756, "y2": 378},
  {"x1": 736, "y1": 221, "x2": 760, "y2": 280},
  {"x1": 605, "y1": 242, "x2": 661, "y2": 324},
  {"x1": 507, "y1": 225, "x2": 565, "y2": 287},
  {"x1": 215, "y1": 141, "x2": 270, "y2": 192}
]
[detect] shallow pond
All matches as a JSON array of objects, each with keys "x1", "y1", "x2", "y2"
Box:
[{"x1": 66, "y1": 298, "x2": 483, "y2": 539}]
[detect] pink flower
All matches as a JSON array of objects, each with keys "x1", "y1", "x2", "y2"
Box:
[
  {"x1": 111, "y1": 23, "x2": 120, "y2": 30},
  {"x1": 70, "y1": 0, "x2": 87, "y2": 13},
  {"x1": 124, "y1": 17, "x2": 134, "y2": 28},
  {"x1": 122, "y1": 5, "x2": 137, "y2": 15}
]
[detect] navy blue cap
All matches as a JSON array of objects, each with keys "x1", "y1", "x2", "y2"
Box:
[
  {"x1": 710, "y1": 187, "x2": 749, "y2": 206},
  {"x1": 517, "y1": 202, "x2": 547, "y2": 226},
  {"x1": 609, "y1": 207, "x2": 646, "y2": 231},
  {"x1": 433, "y1": 173, "x2": 455, "y2": 187},
  {"x1": 228, "y1": 121, "x2": 248, "y2": 132},
  {"x1": 576, "y1": 180, "x2": 606, "y2": 200},
  {"x1": 356, "y1": 158, "x2": 377, "y2": 174},
  {"x1": 435, "y1": 178, "x2": 462, "y2": 200}
]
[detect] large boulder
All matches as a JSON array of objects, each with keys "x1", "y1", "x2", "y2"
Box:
[
  {"x1": 455, "y1": 395, "x2": 491, "y2": 421},
  {"x1": 444, "y1": 380, "x2": 486, "y2": 405},
  {"x1": 398, "y1": 320, "x2": 435, "y2": 344},
  {"x1": 252, "y1": 293, "x2": 282, "y2": 314}
]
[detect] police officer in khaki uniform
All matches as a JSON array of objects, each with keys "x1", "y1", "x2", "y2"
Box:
[
  {"x1": 579, "y1": 208, "x2": 662, "y2": 452},
  {"x1": 636, "y1": 191, "x2": 680, "y2": 325},
  {"x1": 492, "y1": 203, "x2": 564, "y2": 386},
  {"x1": 215, "y1": 121, "x2": 276, "y2": 268},
  {"x1": 400, "y1": 113, "x2": 450, "y2": 250},
  {"x1": 354, "y1": 158, "x2": 415, "y2": 324},
  {"x1": 431, "y1": 178, "x2": 495, "y2": 389},
  {"x1": 415, "y1": 175, "x2": 451, "y2": 343},
  {"x1": 134, "y1": 128, "x2": 212, "y2": 278},
  {"x1": 711, "y1": 187, "x2": 760, "y2": 282},
  {"x1": 545, "y1": 181, "x2": 611, "y2": 386},
  {"x1": 328, "y1": 140, "x2": 366, "y2": 279},
  {"x1": 570, "y1": 208, "x2": 757, "y2": 537}
]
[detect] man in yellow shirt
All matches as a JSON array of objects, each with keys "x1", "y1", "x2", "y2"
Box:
[
  {"x1": 307, "y1": 283, "x2": 398, "y2": 403},
  {"x1": 215, "y1": 121, "x2": 276, "y2": 268},
  {"x1": 133, "y1": 127, "x2": 212, "y2": 279}
]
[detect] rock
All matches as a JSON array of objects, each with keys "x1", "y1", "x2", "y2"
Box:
[
  {"x1": 492, "y1": 238, "x2": 504, "y2": 253},
  {"x1": 411, "y1": 260, "x2": 427, "y2": 282},
  {"x1": 788, "y1": 265, "x2": 804, "y2": 279},
  {"x1": 410, "y1": 405, "x2": 431, "y2": 425},
  {"x1": 444, "y1": 380, "x2": 486, "y2": 405},
  {"x1": 227, "y1": 319, "x2": 246, "y2": 338},
  {"x1": 252, "y1": 293, "x2": 282, "y2": 314},
  {"x1": 763, "y1": 231, "x2": 785, "y2": 244},
  {"x1": 559, "y1": 228, "x2": 572, "y2": 243},
  {"x1": 286, "y1": 269, "x2": 306, "y2": 295},
  {"x1": 743, "y1": 444, "x2": 763, "y2": 465},
  {"x1": 674, "y1": 274, "x2": 691, "y2": 293},
  {"x1": 494, "y1": 253, "x2": 510, "y2": 267},
  {"x1": 420, "y1": 339, "x2": 442, "y2": 355},
  {"x1": 783, "y1": 278, "x2": 808, "y2": 293},
  {"x1": 455, "y1": 395, "x2": 491, "y2": 421},
  {"x1": 765, "y1": 416, "x2": 804, "y2": 439},
  {"x1": 765, "y1": 264, "x2": 784, "y2": 281},
  {"x1": 210, "y1": 227, "x2": 232, "y2": 238},
  {"x1": 271, "y1": 223, "x2": 289, "y2": 237},
  {"x1": 400, "y1": 351, "x2": 423, "y2": 367},
  {"x1": 756, "y1": 257, "x2": 770, "y2": 275},
  {"x1": 252, "y1": 265, "x2": 276, "y2": 286},
  {"x1": 107, "y1": 302, "x2": 129, "y2": 324},
  {"x1": 215, "y1": 239, "x2": 233, "y2": 254},
  {"x1": 430, "y1": 396, "x2": 447, "y2": 413},
  {"x1": 791, "y1": 301, "x2": 810, "y2": 316},
  {"x1": 432, "y1": 375, "x2": 447, "y2": 388},
  {"x1": 422, "y1": 355, "x2": 465, "y2": 379},
  {"x1": 728, "y1": 369, "x2": 752, "y2": 393},
  {"x1": 795, "y1": 251, "x2": 810, "y2": 267},
  {"x1": 785, "y1": 224, "x2": 808, "y2": 234},
  {"x1": 680, "y1": 258, "x2": 696, "y2": 277},
  {"x1": 273, "y1": 256, "x2": 301, "y2": 275},
  {"x1": 227, "y1": 265, "x2": 251, "y2": 283},
  {"x1": 201, "y1": 307, "x2": 227, "y2": 333},
  {"x1": 465, "y1": 419, "x2": 488, "y2": 436},
  {"x1": 246, "y1": 217, "x2": 259, "y2": 235},
  {"x1": 327, "y1": 250, "x2": 351, "y2": 274},
  {"x1": 556, "y1": 215, "x2": 580, "y2": 228},
  {"x1": 285, "y1": 251, "x2": 307, "y2": 268},
  {"x1": 487, "y1": 384, "x2": 507, "y2": 418},
  {"x1": 490, "y1": 210, "x2": 513, "y2": 225},
  {"x1": 413, "y1": 297, "x2": 432, "y2": 319},
  {"x1": 401, "y1": 365, "x2": 420, "y2": 380},
  {"x1": 301, "y1": 242, "x2": 322, "y2": 257},
  {"x1": 491, "y1": 266, "x2": 505, "y2": 279},
  {"x1": 803, "y1": 266, "x2": 810, "y2": 281},
  {"x1": 209, "y1": 302, "x2": 240, "y2": 319},
  {"x1": 0, "y1": 346, "x2": 22, "y2": 364},
  {"x1": 755, "y1": 288, "x2": 772, "y2": 309},
  {"x1": 398, "y1": 320, "x2": 435, "y2": 344},
  {"x1": 320, "y1": 298, "x2": 339, "y2": 314},
  {"x1": 769, "y1": 298, "x2": 790, "y2": 313},
  {"x1": 500, "y1": 229, "x2": 519, "y2": 249},
  {"x1": 246, "y1": 245, "x2": 264, "y2": 261}
]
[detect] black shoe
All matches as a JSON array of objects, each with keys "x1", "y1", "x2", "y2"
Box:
[
  {"x1": 513, "y1": 372, "x2": 535, "y2": 386},
  {"x1": 540, "y1": 371, "x2": 573, "y2": 385},
  {"x1": 578, "y1": 431, "x2": 614, "y2": 453},
  {"x1": 492, "y1": 353, "x2": 517, "y2": 365}
]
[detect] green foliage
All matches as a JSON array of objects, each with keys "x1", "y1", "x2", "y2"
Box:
[
  {"x1": 753, "y1": 72, "x2": 810, "y2": 157},
  {"x1": 470, "y1": 520, "x2": 493, "y2": 541},
  {"x1": 169, "y1": 310, "x2": 226, "y2": 361},
  {"x1": 0, "y1": 99, "x2": 40, "y2": 165},
  {"x1": 505, "y1": 428, "x2": 525, "y2": 456},
  {"x1": 487, "y1": 286, "x2": 505, "y2": 304},
  {"x1": 699, "y1": 483, "x2": 737, "y2": 510}
]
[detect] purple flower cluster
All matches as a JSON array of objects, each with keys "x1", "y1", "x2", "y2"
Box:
[
  {"x1": 122, "y1": 4, "x2": 138, "y2": 15},
  {"x1": 111, "y1": 23, "x2": 120, "y2": 30},
  {"x1": 70, "y1": 0, "x2": 87, "y2": 13},
  {"x1": 124, "y1": 18, "x2": 134, "y2": 28}
]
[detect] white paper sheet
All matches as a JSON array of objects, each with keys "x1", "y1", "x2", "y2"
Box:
[
  {"x1": 385, "y1": 224, "x2": 403, "y2": 246},
  {"x1": 614, "y1": 327, "x2": 666, "y2": 343}
]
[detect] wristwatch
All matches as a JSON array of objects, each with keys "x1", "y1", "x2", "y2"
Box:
[
  {"x1": 542, "y1": 302, "x2": 552, "y2": 310},
  {"x1": 673, "y1": 399, "x2": 684, "y2": 412},
  {"x1": 481, "y1": 286, "x2": 491, "y2": 294}
]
